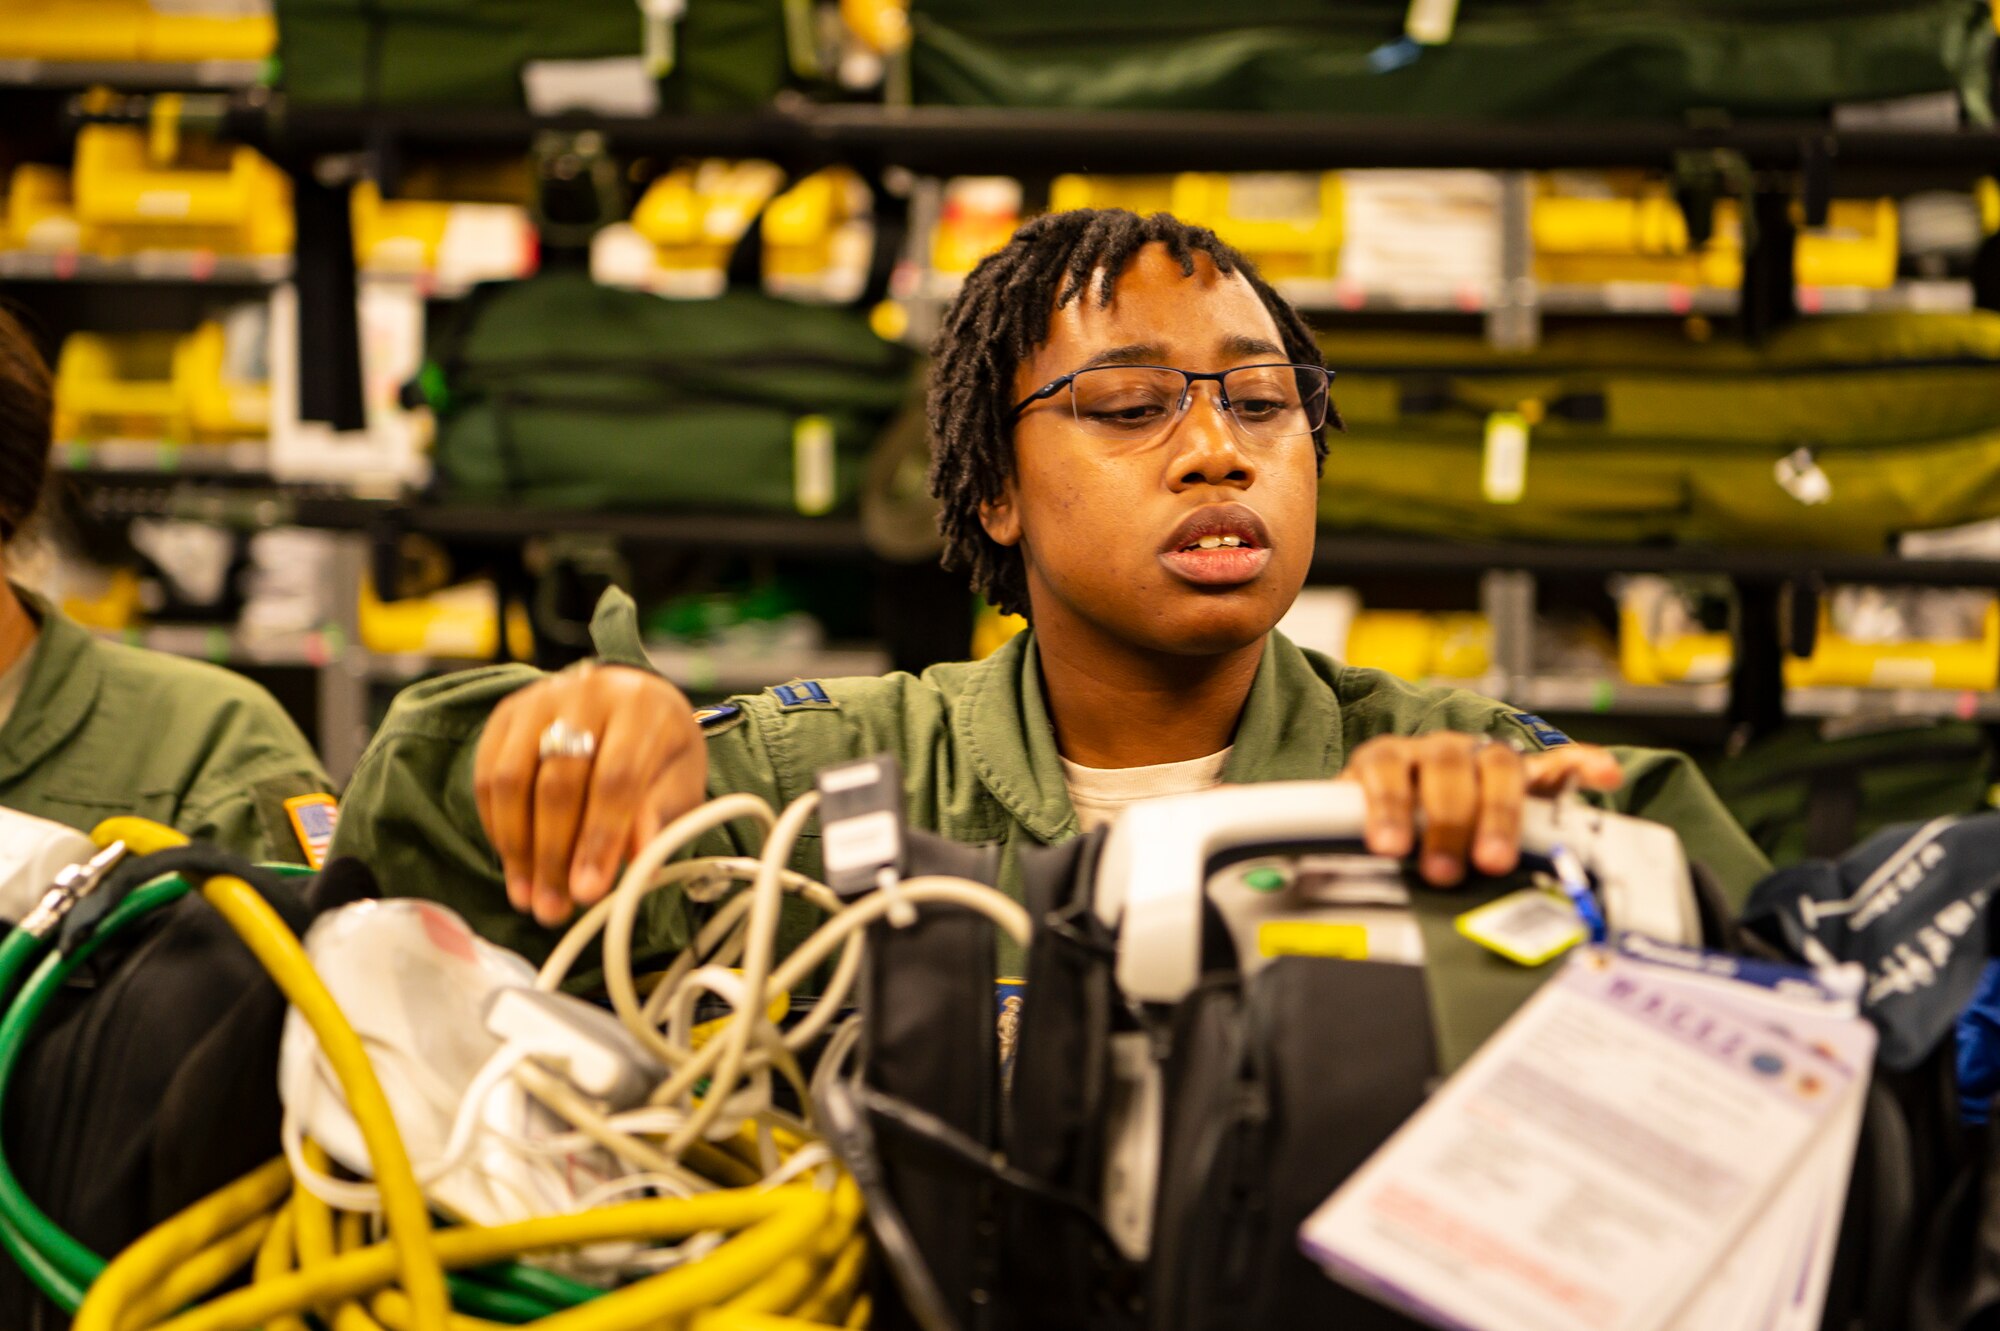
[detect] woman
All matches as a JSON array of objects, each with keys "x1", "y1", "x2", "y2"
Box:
[
  {"x1": 0, "y1": 305, "x2": 332, "y2": 865},
  {"x1": 332, "y1": 210, "x2": 1766, "y2": 966}
]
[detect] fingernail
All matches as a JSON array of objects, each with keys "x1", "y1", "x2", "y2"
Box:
[
  {"x1": 1477, "y1": 836, "x2": 1513, "y2": 872},
  {"x1": 572, "y1": 867, "x2": 603, "y2": 903},
  {"x1": 506, "y1": 876, "x2": 529, "y2": 911},
  {"x1": 1372, "y1": 823, "x2": 1410, "y2": 857},
  {"x1": 1424, "y1": 853, "x2": 1462, "y2": 886}
]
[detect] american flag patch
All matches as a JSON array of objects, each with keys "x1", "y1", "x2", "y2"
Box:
[{"x1": 284, "y1": 793, "x2": 340, "y2": 870}]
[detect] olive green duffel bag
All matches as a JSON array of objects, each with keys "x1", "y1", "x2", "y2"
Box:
[
  {"x1": 1316, "y1": 312, "x2": 2000, "y2": 551},
  {"x1": 414, "y1": 270, "x2": 914, "y2": 515},
  {"x1": 276, "y1": 0, "x2": 793, "y2": 111},
  {"x1": 910, "y1": 0, "x2": 1994, "y2": 123},
  {"x1": 1709, "y1": 719, "x2": 1996, "y2": 865}
]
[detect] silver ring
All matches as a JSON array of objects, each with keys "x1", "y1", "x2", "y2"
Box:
[{"x1": 538, "y1": 718, "x2": 599, "y2": 762}]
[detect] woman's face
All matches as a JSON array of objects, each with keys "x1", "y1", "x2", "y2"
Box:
[{"x1": 983, "y1": 243, "x2": 1320, "y2": 657}]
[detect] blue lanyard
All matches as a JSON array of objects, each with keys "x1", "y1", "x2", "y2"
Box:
[{"x1": 1549, "y1": 844, "x2": 1606, "y2": 943}]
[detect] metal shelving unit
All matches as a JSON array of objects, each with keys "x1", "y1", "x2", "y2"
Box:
[
  {"x1": 0, "y1": 250, "x2": 289, "y2": 284},
  {"x1": 237, "y1": 103, "x2": 2000, "y2": 187},
  {"x1": 23, "y1": 82, "x2": 2000, "y2": 750},
  {"x1": 0, "y1": 57, "x2": 263, "y2": 89}
]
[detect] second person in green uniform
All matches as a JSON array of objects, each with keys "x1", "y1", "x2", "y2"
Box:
[
  {"x1": 332, "y1": 209, "x2": 1768, "y2": 967},
  {"x1": 0, "y1": 305, "x2": 334, "y2": 867}
]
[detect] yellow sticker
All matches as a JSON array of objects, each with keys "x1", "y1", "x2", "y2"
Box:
[
  {"x1": 1455, "y1": 888, "x2": 1586, "y2": 967},
  {"x1": 1258, "y1": 920, "x2": 1369, "y2": 961},
  {"x1": 283, "y1": 793, "x2": 340, "y2": 871}
]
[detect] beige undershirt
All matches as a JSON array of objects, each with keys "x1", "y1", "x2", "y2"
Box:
[
  {"x1": 0, "y1": 636, "x2": 34, "y2": 734},
  {"x1": 1060, "y1": 746, "x2": 1234, "y2": 834}
]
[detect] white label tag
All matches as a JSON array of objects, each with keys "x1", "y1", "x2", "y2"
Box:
[
  {"x1": 793, "y1": 415, "x2": 837, "y2": 516},
  {"x1": 821, "y1": 809, "x2": 899, "y2": 878},
  {"x1": 1774, "y1": 447, "x2": 1833, "y2": 506},
  {"x1": 1482, "y1": 410, "x2": 1529, "y2": 504}
]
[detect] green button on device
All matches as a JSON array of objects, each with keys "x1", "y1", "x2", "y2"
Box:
[{"x1": 1244, "y1": 867, "x2": 1288, "y2": 893}]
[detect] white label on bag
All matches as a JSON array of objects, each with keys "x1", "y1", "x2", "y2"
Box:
[
  {"x1": 794, "y1": 415, "x2": 837, "y2": 516},
  {"x1": 1774, "y1": 448, "x2": 1834, "y2": 506},
  {"x1": 521, "y1": 57, "x2": 660, "y2": 117},
  {"x1": 1482, "y1": 411, "x2": 1529, "y2": 504}
]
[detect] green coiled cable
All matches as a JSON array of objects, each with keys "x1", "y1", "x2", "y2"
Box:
[{"x1": 0, "y1": 873, "x2": 594, "y2": 1320}]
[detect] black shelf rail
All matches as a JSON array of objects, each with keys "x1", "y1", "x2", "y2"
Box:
[
  {"x1": 61, "y1": 471, "x2": 2000, "y2": 586},
  {"x1": 286, "y1": 104, "x2": 2000, "y2": 187},
  {"x1": 1310, "y1": 535, "x2": 2000, "y2": 590},
  {"x1": 57, "y1": 94, "x2": 2000, "y2": 188},
  {"x1": 61, "y1": 467, "x2": 2000, "y2": 728}
]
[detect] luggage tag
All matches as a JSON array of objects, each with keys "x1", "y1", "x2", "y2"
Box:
[
  {"x1": 1455, "y1": 886, "x2": 1586, "y2": 967},
  {"x1": 1300, "y1": 938, "x2": 1877, "y2": 1331},
  {"x1": 1455, "y1": 845, "x2": 1604, "y2": 967}
]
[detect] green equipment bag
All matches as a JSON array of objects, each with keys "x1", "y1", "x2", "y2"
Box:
[
  {"x1": 275, "y1": 0, "x2": 793, "y2": 111},
  {"x1": 1709, "y1": 719, "x2": 1997, "y2": 866},
  {"x1": 909, "y1": 0, "x2": 1995, "y2": 122},
  {"x1": 1315, "y1": 312, "x2": 2000, "y2": 550},
  {"x1": 418, "y1": 268, "x2": 914, "y2": 515}
]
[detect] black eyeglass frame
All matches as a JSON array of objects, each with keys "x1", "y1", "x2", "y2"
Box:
[{"x1": 1005, "y1": 362, "x2": 1336, "y2": 436}]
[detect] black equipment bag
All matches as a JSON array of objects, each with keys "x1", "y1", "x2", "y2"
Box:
[
  {"x1": 834, "y1": 809, "x2": 2000, "y2": 1331},
  {"x1": 0, "y1": 853, "x2": 377, "y2": 1330}
]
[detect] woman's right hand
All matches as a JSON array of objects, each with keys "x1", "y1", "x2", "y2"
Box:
[{"x1": 473, "y1": 664, "x2": 709, "y2": 926}]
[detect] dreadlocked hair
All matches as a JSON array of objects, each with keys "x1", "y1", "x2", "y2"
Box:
[{"x1": 925, "y1": 208, "x2": 1333, "y2": 619}]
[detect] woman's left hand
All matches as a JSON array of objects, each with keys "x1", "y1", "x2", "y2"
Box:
[{"x1": 1337, "y1": 733, "x2": 1625, "y2": 886}]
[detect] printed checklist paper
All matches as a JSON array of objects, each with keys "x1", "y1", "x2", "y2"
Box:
[{"x1": 1298, "y1": 938, "x2": 1876, "y2": 1331}]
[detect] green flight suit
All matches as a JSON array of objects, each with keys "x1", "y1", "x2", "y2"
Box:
[
  {"x1": 333, "y1": 589, "x2": 1771, "y2": 992},
  {"x1": 0, "y1": 588, "x2": 334, "y2": 863}
]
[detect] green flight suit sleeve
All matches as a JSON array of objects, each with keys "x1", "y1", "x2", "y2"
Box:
[
  {"x1": 1596, "y1": 746, "x2": 1771, "y2": 910},
  {"x1": 180, "y1": 768, "x2": 334, "y2": 866},
  {"x1": 326, "y1": 662, "x2": 559, "y2": 960},
  {"x1": 693, "y1": 675, "x2": 937, "y2": 965},
  {"x1": 328, "y1": 586, "x2": 901, "y2": 965}
]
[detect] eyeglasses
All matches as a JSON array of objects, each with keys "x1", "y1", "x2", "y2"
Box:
[{"x1": 1007, "y1": 363, "x2": 1333, "y2": 444}]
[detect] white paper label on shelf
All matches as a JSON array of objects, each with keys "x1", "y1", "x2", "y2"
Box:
[
  {"x1": 793, "y1": 415, "x2": 837, "y2": 517},
  {"x1": 1869, "y1": 658, "x2": 1939, "y2": 690},
  {"x1": 135, "y1": 190, "x2": 194, "y2": 219},
  {"x1": 1482, "y1": 411, "x2": 1529, "y2": 504}
]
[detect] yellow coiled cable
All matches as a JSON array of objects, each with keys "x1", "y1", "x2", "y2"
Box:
[
  {"x1": 73, "y1": 819, "x2": 450, "y2": 1331},
  {"x1": 66, "y1": 818, "x2": 867, "y2": 1331}
]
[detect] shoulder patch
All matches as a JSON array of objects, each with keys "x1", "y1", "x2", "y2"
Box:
[
  {"x1": 771, "y1": 680, "x2": 837, "y2": 711},
  {"x1": 693, "y1": 703, "x2": 746, "y2": 736},
  {"x1": 1508, "y1": 712, "x2": 1572, "y2": 749},
  {"x1": 283, "y1": 792, "x2": 340, "y2": 870}
]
